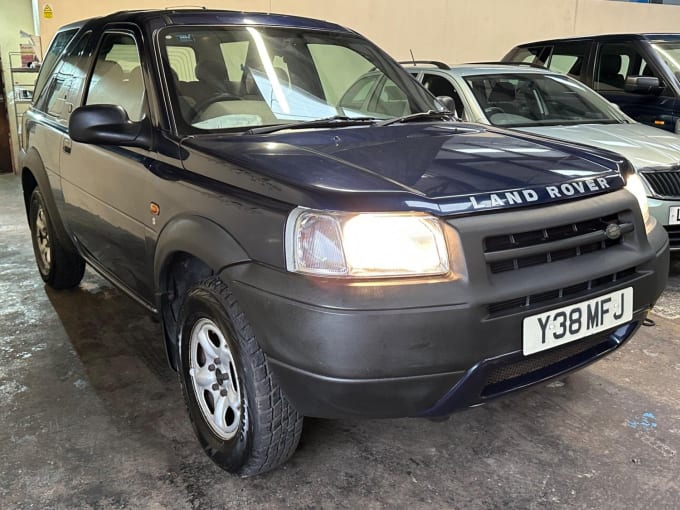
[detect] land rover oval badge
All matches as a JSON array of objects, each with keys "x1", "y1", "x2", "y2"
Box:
[{"x1": 605, "y1": 223, "x2": 622, "y2": 240}]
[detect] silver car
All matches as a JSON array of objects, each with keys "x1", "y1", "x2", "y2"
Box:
[{"x1": 402, "y1": 61, "x2": 680, "y2": 249}]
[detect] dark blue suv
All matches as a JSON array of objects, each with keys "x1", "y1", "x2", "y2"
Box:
[
  {"x1": 504, "y1": 33, "x2": 680, "y2": 133},
  {"x1": 21, "y1": 10, "x2": 669, "y2": 476}
]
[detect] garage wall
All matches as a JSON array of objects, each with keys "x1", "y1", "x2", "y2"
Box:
[
  {"x1": 0, "y1": 0, "x2": 36, "y2": 172},
  {"x1": 37, "y1": 0, "x2": 680, "y2": 64}
]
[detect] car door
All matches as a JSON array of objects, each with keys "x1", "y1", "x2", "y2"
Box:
[
  {"x1": 592, "y1": 41, "x2": 678, "y2": 131},
  {"x1": 60, "y1": 28, "x2": 155, "y2": 302}
]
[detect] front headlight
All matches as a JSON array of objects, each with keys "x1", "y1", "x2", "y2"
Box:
[
  {"x1": 285, "y1": 208, "x2": 450, "y2": 277},
  {"x1": 625, "y1": 173, "x2": 650, "y2": 226}
]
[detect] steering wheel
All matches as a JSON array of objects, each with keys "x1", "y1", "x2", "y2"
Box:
[{"x1": 191, "y1": 93, "x2": 243, "y2": 123}]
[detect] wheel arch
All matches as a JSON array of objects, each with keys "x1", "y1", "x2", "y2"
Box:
[
  {"x1": 154, "y1": 215, "x2": 250, "y2": 370},
  {"x1": 21, "y1": 148, "x2": 78, "y2": 253}
]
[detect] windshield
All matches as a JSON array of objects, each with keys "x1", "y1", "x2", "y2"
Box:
[
  {"x1": 159, "y1": 26, "x2": 439, "y2": 133},
  {"x1": 463, "y1": 73, "x2": 626, "y2": 128},
  {"x1": 650, "y1": 41, "x2": 680, "y2": 80}
]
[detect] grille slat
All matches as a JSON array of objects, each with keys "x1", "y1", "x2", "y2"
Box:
[
  {"x1": 485, "y1": 213, "x2": 630, "y2": 274},
  {"x1": 487, "y1": 267, "x2": 637, "y2": 316},
  {"x1": 641, "y1": 171, "x2": 680, "y2": 198}
]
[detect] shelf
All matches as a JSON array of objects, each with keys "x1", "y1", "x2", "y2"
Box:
[
  {"x1": 10, "y1": 67, "x2": 39, "y2": 74},
  {"x1": 8, "y1": 52, "x2": 39, "y2": 168}
]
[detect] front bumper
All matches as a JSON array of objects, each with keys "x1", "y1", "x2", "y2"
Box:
[{"x1": 223, "y1": 190, "x2": 669, "y2": 419}]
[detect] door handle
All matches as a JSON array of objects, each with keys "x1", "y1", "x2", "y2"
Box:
[{"x1": 63, "y1": 138, "x2": 72, "y2": 154}]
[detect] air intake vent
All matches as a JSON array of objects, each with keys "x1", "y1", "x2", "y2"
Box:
[
  {"x1": 488, "y1": 267, "x2": 636, "y2": 316},
  {"x1": 484, "y1": 213, "x2": 632, "y2": 273}
]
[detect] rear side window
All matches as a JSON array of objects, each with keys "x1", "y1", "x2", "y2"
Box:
[
  {"x1": 546, "y1": 43, "x2": 588, "y2": 78},
  {"x1": 506, "y1": 46, "x2": 549, "y2": 65},
  {"x1": 35, "y1": 31, "x2": 92, "y2": 122},
  {"x1": 33, "y1": 28, "x2": 79, "y2": 101}
]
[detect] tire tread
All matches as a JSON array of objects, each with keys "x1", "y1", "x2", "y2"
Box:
[{"x1": 183, "y1": 277, "x2": 303, "y2": 476}]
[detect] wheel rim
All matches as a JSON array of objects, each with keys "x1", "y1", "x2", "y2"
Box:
[
  {"x1": 34, "y1": 205, "x2": 51, "y2": 272},
  {"x1": 189, "y1": 318, "x2": 242, "y2": 440}
]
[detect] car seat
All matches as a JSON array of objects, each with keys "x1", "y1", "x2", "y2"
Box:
[{"x1": 598, "y1": 54, "x2": 625, "y2": 90}]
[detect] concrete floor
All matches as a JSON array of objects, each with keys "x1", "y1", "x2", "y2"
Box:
[{"x1": 1, "y1": 173, "x2": 679, "y2": 509}]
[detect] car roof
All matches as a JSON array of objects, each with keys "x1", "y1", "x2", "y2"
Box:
[
  {"x1": 403, "y1": 63, "x2": 557, "y2": 77},
  {"x1": 60, "y1": 9, "x2": 351, "y2": 33},
  {"x1": 514, "y1": 33, "x2": 680, "y2": 47}
]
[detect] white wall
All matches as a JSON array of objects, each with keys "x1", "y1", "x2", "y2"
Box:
[
  {"x1": 37, "y1": 0, "x2": 680, "y2": 64},
  {"x1": 0, "y1": 0, "x2": 37, "y2": 171}
]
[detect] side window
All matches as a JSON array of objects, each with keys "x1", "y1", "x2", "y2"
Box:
[
  {"x1": 507, "y1": 46, "x2": 550, "y2": 66},
  {"x1": 595, "y1": 43, "x2": 658, "y2": 93},
  {"x1": 421, "y1": 73, "x2": 464, "y2": 117},
  {"x1": 43, "y1": 62, "x2": 70, "y2": 118},
  {"x1": 86, "y1": 32, "x2": 145, "y2": 121},
  {"x1": 33, "y1": 28, "x2": 79, "y2": 101},
  {"x1": 422, "y1": 74, "x2": 456, "y2": 97},
  {"x1": 36, "y1": 32, "x2": 92, "y2": 121},
  {"x1": 373, "y1": 78, "x2": 409, "y2": 116},
  {"x1": 338, "y1": 73, "x2": 380, "y2": 110},
  {"x1": 546, "y1": 43, "x2": 587, "y2": 78}
]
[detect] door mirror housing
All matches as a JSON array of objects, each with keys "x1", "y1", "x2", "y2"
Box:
[
  {"x1": 624, "y1": 76, "x2": 661, "y2": 94},
  {"x1": 69, "y1": 105, "x2": 152, "y2": 149},
  {"x1": 436, "y1": 95, "x2": 458, "y2": 117}
]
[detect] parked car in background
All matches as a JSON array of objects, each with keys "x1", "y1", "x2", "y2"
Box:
[
  {"x1": 502, "y1": 34, "x2": 680, "y2": 134},
  {"x1": 403, "y1": 61, "x2": 680, "y2": 249},
  {"x1": 22, "y1": 11, "x2": 669, "y2": 477}
]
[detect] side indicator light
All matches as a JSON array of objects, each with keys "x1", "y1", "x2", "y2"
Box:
[{"x1": 654, "y1": 120, "x2": 665, "y2": 126}]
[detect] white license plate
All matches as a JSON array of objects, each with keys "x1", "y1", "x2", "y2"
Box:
[
  {"x1": 523, "y1": 287, "x2": 633, "y2": 356},
  {"x1": 669, "y1": 206, "x2": 680, "y2": 225}
]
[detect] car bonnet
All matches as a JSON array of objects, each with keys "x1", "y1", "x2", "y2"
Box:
[{"x1": 179, "y1": 122, "x2": 625, "y2": 215}]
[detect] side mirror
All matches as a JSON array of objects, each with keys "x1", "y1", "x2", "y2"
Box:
[
  {"x1": 436, "y1": 95, "x2": 458, "y2": 117},
  {"x1": 69, "y1": 105, "x2": 151, "y2": 149},
  {"x1": 624, "y1": 76, "x2": 661, "y2": 94}
]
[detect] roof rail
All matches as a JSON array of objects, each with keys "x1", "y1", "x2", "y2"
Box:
[
  {"x1": 467, "y1": 61, "x2": 547, "y2": 69},
  {"x1": 398, "y1": 60, "x2": 449, "y2": 70}
]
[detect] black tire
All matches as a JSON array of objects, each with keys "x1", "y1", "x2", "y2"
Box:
[
  {"x1": 177, "y1": 277, "x2": 303, "y2": 477},
  {"x1": 29, "y1": 188, "x2": 85, "y2": 289}
]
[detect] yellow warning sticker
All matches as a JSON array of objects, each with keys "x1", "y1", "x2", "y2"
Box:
[{"x1": 43, "y1": 4, "x2": 53, "y2": 19}]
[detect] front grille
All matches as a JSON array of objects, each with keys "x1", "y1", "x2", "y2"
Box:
[
  {"x1": 641, "y1": 171, "x2": 680, "y2": 198},
  {"x1": 484, "y1": 213, "x2": 632, "y2": 273},
  {"x1": 481, "y1": 333, "x2": 611, "y2": 397},
  {"x1": 666, "y1": 225, "x2": 680, "y2": 248},
  {"x1": 487, "y1": 267, "x2": 636, "y2": 315}
]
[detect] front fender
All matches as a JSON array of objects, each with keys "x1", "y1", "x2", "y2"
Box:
[
  {"x1": 153, "y1": 214, "x2": 251, "y2": 370},
  {"x1": 153, "y1": 214, "x2": 250, "y2": 293}
]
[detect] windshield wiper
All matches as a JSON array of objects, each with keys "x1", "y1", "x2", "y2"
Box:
[
  {"x1": 245, "y1": 116, "x2": 377, "y2": 135},
  {"x1": 376, "y1": 110, "x2": 456, "y2": 127}
]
